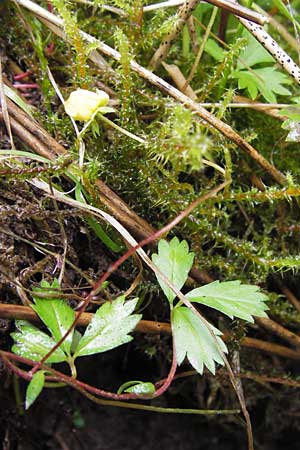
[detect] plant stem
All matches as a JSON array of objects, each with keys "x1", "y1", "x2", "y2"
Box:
[
  {"x1": 99, "y1": 114, "x2": 145, "y2": 144},
  {"x1": 68, "y1": 357, "x2": 77, "y2": 378}
]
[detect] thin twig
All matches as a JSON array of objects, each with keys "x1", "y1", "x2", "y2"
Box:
[
  {"x1": 144, "y1": 0, "x2": 267, "y2": 24},
  {"x1": 241, "y1": 336, "x2": 300, "y2": 360},
  {"x1": 150, "y1": 0, "x2": 199, "y2": 69},
  {"x1": 1, "y1": 303, "x2": 300, "y2": 360},
  {"x1": 253, "y1": 3, "x2": 299, "y2": 52},
  {"x1": 255, "y1": 316, "x2": 300, "y2": 348},
  {"x1": 0, "y1": 58, "x2": 15, "y2": 149},
  {"x1": 274, "y1": 278, "x2": 300, "y2": 313},
  {"x1": 5, "y1": 96, "x2": 66, "y2": 157},
  {"x1": 237, "y1": 17, "x2": 300, "y2": 83},
  {"x1": 1, "y1": 350, "x2": 240, "y2": 414},
  {"x1": 176, "y1": 368, "x2": 300, "y2": 388},
  {"x1": 0, "y1": 111, "x2": 56, "y2": 160},
  {"x1": 0, "y1": 303, "x2": 171, "y2": 333},
  {"x1": 184, "y1": 5, "x2": 218, "y2": 88}
]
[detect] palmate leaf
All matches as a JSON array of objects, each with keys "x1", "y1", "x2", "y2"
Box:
[
  {"x1": 233, "y1": 67, "x2": 292, "y2": 103},
  {"x1": 11, "y1": 320, "x2": 67, "y2": 363},
  {"x1": 186, "y1": 280, "x2": 269, "y2": 322},
  {"x1": 172, "y1": 307, "x2": 227, "y2": 375},
  {"x1": 237, "y1": 30, "x2": 274, "y2": 69},
  {"x1": 152, "y1": 237, "x2": 194, "y2": 304},
  {"x1": 31, "y1": 279, "x2": 75, "y2": 355},
  {"x1": 25, "y1": 371, "x2": 45, "y2": 410},
  {"x1": 74, "y1": 296, "x2": 141, "y2": 358}
]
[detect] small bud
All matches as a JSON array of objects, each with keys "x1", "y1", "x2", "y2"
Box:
[{"x1": 64, "y1": 88, "x2": 109, "y2": 122}]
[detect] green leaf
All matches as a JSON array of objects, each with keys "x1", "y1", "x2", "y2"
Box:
[
  {"x1": 272, "y1": 0, "x2": 300, "y2": 32},
  {"x1": 186, "y1": 280, "x2": 269, "y2": 323},
  {"x1": 72, "y1": 408, "x2": 86, "y2": 429},
  {"x1": 204, "y1": 39, "x2": 225, "y2": 62},
  {"x1": 31, "y1": 279, "x2": 75, "y2": 355},
  {"x1": 74, "y1": 296, "x2": 141, "y2": 358},
  {"x1": 233, "y1": 70, "x2": 259, "y2": 99},
  {"x1": 118, "y1": 380, "x2": 155, "y2": 395},
  {"x1": 11, "y1": 320, "x2": 67, "y2": 363},
  {"x1": 237, "y1": 30, "x2": 274, "y2": 69},
  {"x1": 98, "y1": 106, "x2": 116, "y2": 114},
  {"x1": 172, "y1": 307, "x2": 227, "y2": 375},
  {"x1": 75, "y1": 183, "x2": 122, "y2": 252},
  {"x1": 25, "y1": 371, "x2": 45, "y2": 410},
  {"x1": 71, "y1": 329, "x2": 82, "y2": 354},
  {"x1": 256, "y1": 67, "x2": 292, "y2": 101},
  {"x1": 279, "y1": 106, "x2": 300, "y2": 122},
  {"x1": 4, "y1": 84, "x2": 35, "y2": 118},
  {"x1": 152, "y1": 237, "x2": 194, "y2": 304},
  {"x1": 233, "y1": 67, "x2": 292, "y2": 103}
]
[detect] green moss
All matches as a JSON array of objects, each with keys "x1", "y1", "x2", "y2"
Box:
[{"x1": 3, "y1": 0, "x2": 300, "y2": 321}]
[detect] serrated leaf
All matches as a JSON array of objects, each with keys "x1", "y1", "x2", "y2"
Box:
[
  {"x1": 233, "y1": 70, "x2": 259, "y2": 99},
  {"x1": 256, "y1": 67, "x2": 292, "y2": 101},
  {"x1": 25, "y1": 371, "x2": 45, "y2": 410},
  {"x1": 237, "y1": 30, "x2": 274, "y2": 69},
  {"x1": 233, "y1": 67, "x2": 292, "y2": 103},
  {"x1": 11, "y1": 320, "x2": 67, "y2": 363},
  {"x1": 31, "y1": 279, "x2": 75, "y2": 355},
  {"x1": 74, "y1": 296, "x2": 141, "y2": 358},
  {"x1": 172, "y1": 307, "x2": 227, "y2": 375},
  {"x1": 152, "y1": 237, "x2": 194, "y2": 303},
  {"x1": 278, "y1": 106, "x2": 300, "y2": 121},
  {"x1": 118, "y1": 380, "x2": 155, "y2": 395},
  {"x1": 186, "y1": 280, "x2": 269, "y2": 322}
]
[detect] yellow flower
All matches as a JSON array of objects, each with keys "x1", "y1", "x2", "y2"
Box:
[{"x1": 64, "y1": 88, "x2": 109, "y2": 121}]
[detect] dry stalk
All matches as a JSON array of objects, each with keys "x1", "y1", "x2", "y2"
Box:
[
  {"x1": 1, "y1": 303, "x2": 300, "y2": 360},
  {"x1": 0, "y1": 58, "x2": 15, "y2": 148},
  {"x1": 255, "y1": 317, "x2": 300, "y2": 348},
  {"x1": 149, "y1": 0, "x2": 267, "y2": 68}
]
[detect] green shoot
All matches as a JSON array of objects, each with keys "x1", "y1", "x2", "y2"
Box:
[
  {"x1": 117, "y1": 381, "x2": 155, "y2": 395},
  {"x1": 152, "y1": 237, "x2": 269, "y2": 375},
  {"x1": 186, "y1": 280, "x2": 269, "y2": 323},
  {"x1": 172, "y1": 307, "x2": 227, "y2": 374},
  {"x1": 151, "y1": 237, "x2": 194, "y2": 304},
  {"x1": 25, "y1": 370, "x2": 45, "y2": 410},
  {"x1": 11, "y1": 279, "x2": 142, "y2": 407}
]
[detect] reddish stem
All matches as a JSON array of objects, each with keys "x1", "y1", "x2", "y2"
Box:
[
  {"x1": 13, "y1": 70, "x2": 33, "y2": 81},
  {"x1": 28, "y1": 181, "x2": 227, "y2": 376},
  {"x1": 152, "y1": 339, "x2": 177, "y2": 397},
  {"x1": 46, "y1": 42, "x2": 55, "y2": 55},
  {"x1": 1, "y1": 350, "x2": 176, "y2": 401},
  {"x1": 13, "y1": 83, "x2": 39, "y2": 90}
]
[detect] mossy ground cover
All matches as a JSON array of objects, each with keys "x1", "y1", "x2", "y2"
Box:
[{"x1": 1, "y1": 0, "x2": 300, "y2": 448}]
